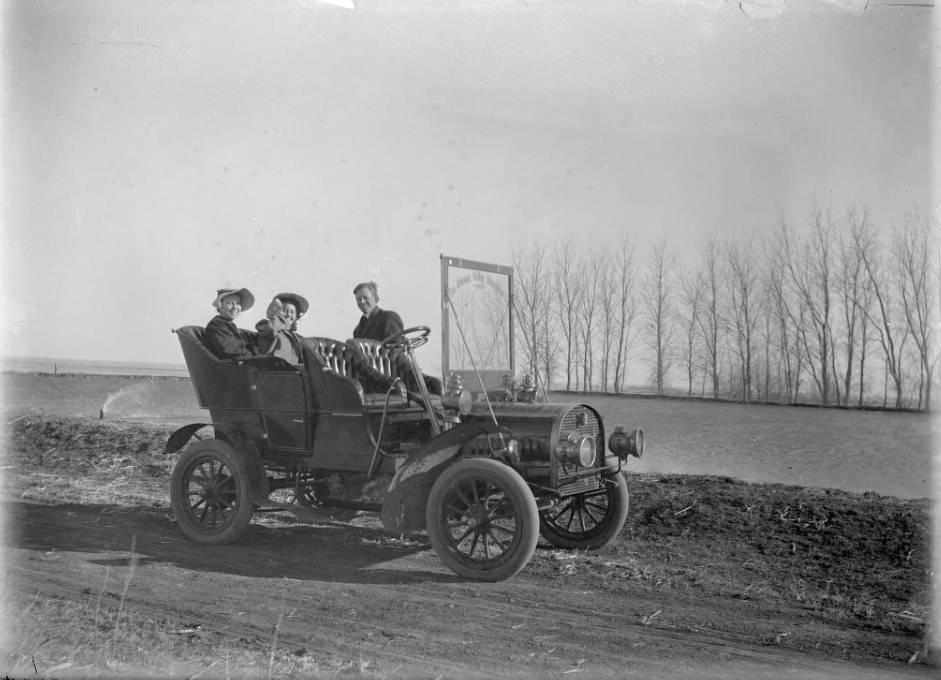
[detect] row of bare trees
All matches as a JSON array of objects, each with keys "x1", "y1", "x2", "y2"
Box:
[{"x1": 511, "y1": 203, "x2": 939, "y2": 410}]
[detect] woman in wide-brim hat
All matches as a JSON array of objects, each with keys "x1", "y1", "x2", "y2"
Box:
[
  {"x1": 271, "y1": 292, "x2": 309, "y2": 329},
  {"x1": 257, "y1": 292, "x2": 310, "y2": 363},
  {"x1": 212, "y1": 287, "x2": 255, "y2": 313},
  {"x1": 205, "y1": 287, "x2": 259, "y2": 360}
]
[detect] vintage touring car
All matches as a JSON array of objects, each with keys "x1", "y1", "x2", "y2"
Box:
[{"x1": 167, "y1": 256, "x2": 644, "y2": 581}]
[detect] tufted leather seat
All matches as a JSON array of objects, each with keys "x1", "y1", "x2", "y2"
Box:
[
  {"x1": 307, "y1": 337, "x2": 360, "y2": 379},
  {"x1": 304, "y1": 337, "x2": 408, "y2": 407},
  {"x1": 348, "y1": 338, "x2": 409, "y2": 382}
]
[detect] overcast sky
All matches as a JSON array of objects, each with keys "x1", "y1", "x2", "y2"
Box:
[{"x1": 2, "y1": 0, "x2": 934, "y2": 371}]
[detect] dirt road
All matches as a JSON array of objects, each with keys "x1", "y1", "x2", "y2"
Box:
[{"x1": 6, "y1": 497, "x2": 930, "y2": 679}]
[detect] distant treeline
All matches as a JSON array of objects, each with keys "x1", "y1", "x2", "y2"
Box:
[{"x1": 512, "y1": 201, "x2": 938, "y2": 410}]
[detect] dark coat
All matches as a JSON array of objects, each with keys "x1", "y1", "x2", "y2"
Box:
[
  {"x1": 205, "y1": 315, "x2": 258, "y2": 360},
  {"x1": 352, "y1": 308, "x2": 404, "y2": 342}
]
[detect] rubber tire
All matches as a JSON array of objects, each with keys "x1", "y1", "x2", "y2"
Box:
[
  {"x1": 538, "y1": 472, "x2": 629, "y2": 550},
  {"x1": 170, "y1": 439, "x2": 257, "y2": 544},
  {"x1": 426, "y1": 457, "x2": 539, "y2": 582}
]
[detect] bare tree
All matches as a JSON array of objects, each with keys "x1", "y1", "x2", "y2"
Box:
[
  {"x1": 856, "y1": 277, "x2": 875, "y2": 406},
  {"x1": 755, "y1": 280, "x2": 776, "y2": 401},
  {"x1": 595, "y1": 249, "x2": 617, "y2": 391},
  {"x1": 723, "y1": 236, "x2": 759, "y2": 401},
  {"x1": 678, "y1": 268, "x2": 704, "y2": 397},
  {"x1": 552, "y1": 239, "x2": 582, "y2": 391},
  {"x1": 852, "y1": 216, "x2": 909, "y2": 408},
  {"x1": 641, "y1": 238, "x2": 677, "y2": 395},
  {"x1": 892, "y1": 210, "x2": 937, "y2": 410},
  {"x1": 764, "y1": 246, "x2": 789, "y2": 400},
  {"x1": 512, "y1": 239, "x2": 557, "y2": 392},
  {"x1": 575, "y1": 250, "x2": 601, "y2": 391},
  {"x1": 839, "y1": 206, "x2": 875, "y2": 405},
  {"x1": 696, "y1": 236, "x2": 723, "y2": 398},
  {"x1": 834, "y1": 207, "x2": 861, "y2": 404},
  {"x1": 778, "y1": 202, "x2": 837, "y2": 404},
  {"x1": 768, "y1": 224, "x2": 809, "y2": 403},
  {"x1": 611, "y1": 234, "x2": 640, "y2": 393}
]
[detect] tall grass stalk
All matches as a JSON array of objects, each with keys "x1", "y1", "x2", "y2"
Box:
[
  {"x1": 94, "y1": 566, "x2": 111, "y2": 665},
  {"x1": 111, "y1": 535, "x2": 138, "y2": 659},
  {"x1": 268, "y1": 614, "x2": 283, "y2": 680},
  {"x1": 22, "y1": 589, "x2": 41, "y2": 617}
]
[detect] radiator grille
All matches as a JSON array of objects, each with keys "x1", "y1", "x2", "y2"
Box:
[
  {"x1": 556, "y1": 405, "x2": 605, "y2": 494},
  {"x1": 559, "y1": 405, "x2": 602, "y2": 441}
]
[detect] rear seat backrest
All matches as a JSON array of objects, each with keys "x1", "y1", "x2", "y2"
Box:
[
  {"x1": 306, "y1": 337, "x2": 410, "y2": 407},
  {"x1": 307, "y1": 337, "x2": 356, "y2": 378},
  {"x1": 177, "y1": 325, "x2": 220, "y2": 366},
  {"x1": 350, "y1": 339, "x2": 395, "y2": 378},
  {"x1": 174, "y1": 325, "x2": 256, "y2": 409},
  {"x1": 309, "y1": 337, "x2": 403, "y2": 383}
]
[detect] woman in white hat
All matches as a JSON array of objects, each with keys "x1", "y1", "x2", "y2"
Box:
[{"x1": 205, "y1": 287, "x2": 259, "y2": 360}]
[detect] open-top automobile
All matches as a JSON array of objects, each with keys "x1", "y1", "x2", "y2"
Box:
[{"x1": 167, "y1": 255, "x2": 644, "y2": 581}]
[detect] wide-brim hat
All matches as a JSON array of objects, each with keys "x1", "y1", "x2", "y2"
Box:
[
  {"x1": 275, "y1": 292, "x2": 309, "y2": 317},
  {"x1": 213, "y1": 287, "x2": 254, "y2": 312}
]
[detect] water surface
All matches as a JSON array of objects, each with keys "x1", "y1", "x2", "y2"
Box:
[{"x1": 573, "y1": 394, "x2": 934, "y2": 500}]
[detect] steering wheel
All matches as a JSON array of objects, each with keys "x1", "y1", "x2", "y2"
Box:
[{"x1": 381, "y1": 326, "x2": 431, "y2": 352}]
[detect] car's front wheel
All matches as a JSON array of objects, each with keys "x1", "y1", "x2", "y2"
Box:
[
  {"x1": 170, "y1": 439, "x2": 257, "y2": 544},
  {"x1": 538, "y1": 472, "x2": 629, "y2": 550},
  {"x1": 426, "y1": 457, "x2": 539, "y2": 582}
]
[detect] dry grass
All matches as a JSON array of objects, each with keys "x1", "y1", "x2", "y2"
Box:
[
  {"x1": 4, "y1": 417, "x2": 175, "y2": 507},
  {"x1": 2, "y1": 589, "x2": 397, "y2": 679}
]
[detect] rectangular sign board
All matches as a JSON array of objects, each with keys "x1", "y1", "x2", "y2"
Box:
[{"x1": 440, "y1": 255, "x2": 515, "y2": 397}]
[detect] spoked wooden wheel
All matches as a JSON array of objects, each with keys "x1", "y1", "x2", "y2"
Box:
[
  {"x1": 170, "y1": 439, "x2": 256, "y2": 544},
  {"x1": 426, "y1": 458, "x2": 539, "y2": 582},
  {"x1": 539, "y1": 473, "x2": 629, "y2": 550}
]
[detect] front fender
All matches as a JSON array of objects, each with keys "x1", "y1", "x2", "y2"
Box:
[{"x1": 380, "y1": 420, "x2": 509, "y2": 535}]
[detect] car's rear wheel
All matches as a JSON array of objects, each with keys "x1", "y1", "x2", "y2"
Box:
[
  {"x1": 426, "y1": 457, "x2": 539, "y2": 582},
  {"x1": 171, "y1": 439, "x2": 256, "y2": 544},
  {"x1": 538, "y1": 473, "x2": 629, "y2": 550}
]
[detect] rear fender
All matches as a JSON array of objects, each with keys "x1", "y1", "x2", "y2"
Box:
[
  {"x1": 166, "y1": 423, "x2": 211, "y2": 454},
  {"x1": 380, "y1": 420, "x2": 509, "y2": 534}
]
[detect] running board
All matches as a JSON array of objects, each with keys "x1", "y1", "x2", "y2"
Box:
[{"x1": 260, "y1": 498, "x2": 381, "y2": 523}]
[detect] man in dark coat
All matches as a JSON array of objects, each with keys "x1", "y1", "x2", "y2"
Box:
[
  {"x1": 350, "y1": 281, "x2": 442, "y2": 395},
  {"x1": 351, "y1": 281, "x2": 404, "y2": 341}
]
